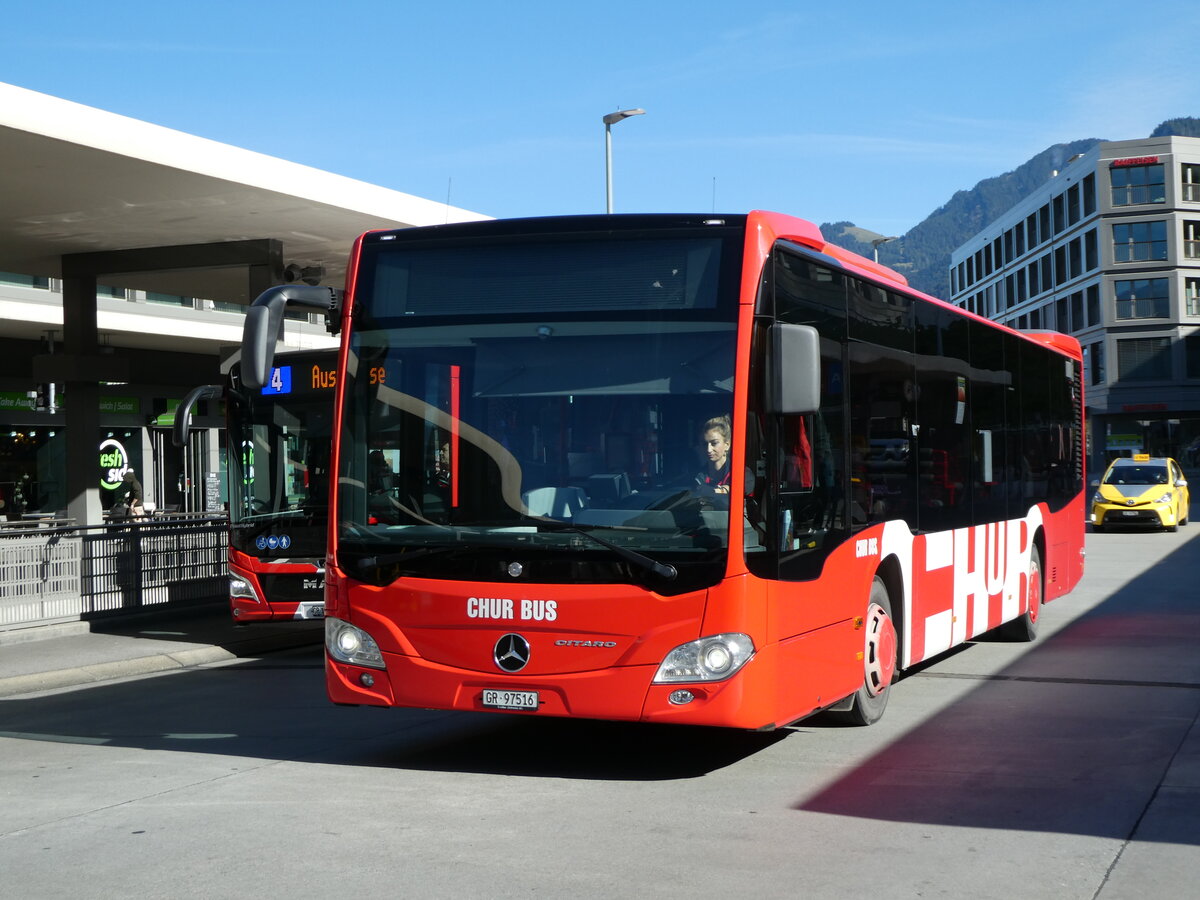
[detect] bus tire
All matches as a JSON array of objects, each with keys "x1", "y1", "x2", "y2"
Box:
[
  {"x1": 997, "y1": 544, "x2": 1042, "y2": 642},
  {"x1": 832, "y1": 577, "x2": 896, "y2": 727}
]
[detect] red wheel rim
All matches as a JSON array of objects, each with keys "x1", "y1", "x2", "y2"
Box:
[
  {"x1": 1027, "y1": 559, "x2": 1042, "y2": 623},
  {"x1": 864, "y1": 602, "x2": 897, "y2": 697}
]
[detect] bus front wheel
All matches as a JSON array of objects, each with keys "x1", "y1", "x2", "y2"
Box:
[{"x1": 833, "y1": 577, "x2": 897, "y2": 726}]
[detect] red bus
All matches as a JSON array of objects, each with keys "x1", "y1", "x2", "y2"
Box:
[
  {"x1": 242, "y1": 212, "x2": 1085, "y2": 729},
  {"x1": 176, "y1": 348, "x2": 337, "y2": 623}
]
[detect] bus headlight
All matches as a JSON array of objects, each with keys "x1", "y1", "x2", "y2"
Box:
[
  {"x1": 229, "y1": 572, "x2": 261, "y2": 604},
  {"x1": 653, "y1": 633, "x2": 754, "y2": 683},
  {"x1": 325, "y1": 617, "x2": 385, "y2": 669}
]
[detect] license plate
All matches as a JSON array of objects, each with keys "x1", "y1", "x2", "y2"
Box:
[
  {"x1": 482, "y1": 689, "x2": 539, "y2": 710},
  {"x1": 1122, "y1": 510, "x2": 1139, "y2": 517}
]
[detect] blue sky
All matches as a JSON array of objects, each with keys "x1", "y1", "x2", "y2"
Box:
[{"x1": 6, "y1": 1, "x2": 1200, "y2": 234}]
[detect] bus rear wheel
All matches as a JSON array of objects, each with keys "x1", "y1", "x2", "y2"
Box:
[
  {"x1": 833, "y1": 577, "x2": 896, "y2": 726},
  {"x1": 996, "y1": 544, "x2": 1042, "y2": 642}
]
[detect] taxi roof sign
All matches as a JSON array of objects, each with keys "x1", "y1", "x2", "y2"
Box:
[{"x1": 1132, "y1": 453, "x2": 1151, "y2": 461}]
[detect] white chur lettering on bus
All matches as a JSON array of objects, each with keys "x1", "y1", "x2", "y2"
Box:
[
  {"x1": 919, "y1": 507, "x2": 1042, "y2": 660},
  {"x1": 466, "y1": 597, "x2": 558, "y2": 621},
  {"x1": 952, "y1": 526, "x2": 987, "y2": 644},
  {"x1": 466, "y1": 597, "x2": 514, "y2": 619}
]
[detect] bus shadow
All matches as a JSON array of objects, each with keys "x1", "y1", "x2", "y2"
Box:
[
  {"x1": 793, "y1": 528, "x2": 1200, "y2": 844},
  {"x1": 0, "y1": 656, "x2": 785, "y2": 781},
  {"x1": 341, "y1": 715, "x2": 790, "y2": 780}
]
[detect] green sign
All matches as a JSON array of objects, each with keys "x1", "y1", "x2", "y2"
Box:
[
  {"x1": 0, "y1": 391, "x2": 35, "y2": 411},
  {"x1": 100, "y1": 396, "x2": 140, "y2": 415}
]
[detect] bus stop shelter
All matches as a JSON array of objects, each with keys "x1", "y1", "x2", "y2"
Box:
[{"x1": 0, "y1": 81, "x2": 486, "y2": 526}]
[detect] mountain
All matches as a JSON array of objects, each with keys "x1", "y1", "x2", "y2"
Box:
[{"x1": 821, "y1": 118, "x2": 1200, "y2": 300}]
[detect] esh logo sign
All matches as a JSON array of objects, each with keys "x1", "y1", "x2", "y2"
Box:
[{"x1": 98, "y1": 438, "x2": 132, "y2": 491}]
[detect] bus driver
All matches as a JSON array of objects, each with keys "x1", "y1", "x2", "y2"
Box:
[{"x1": 696, "y1": 415, "x2": 732, "y2": 495}]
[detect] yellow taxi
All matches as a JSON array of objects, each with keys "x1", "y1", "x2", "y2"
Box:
[{"x1": 1091, "y1": 455, "x2": 1190, "y2": 532}]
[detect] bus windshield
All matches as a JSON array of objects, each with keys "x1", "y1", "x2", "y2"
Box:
[
  {"x1": 338, "y1": 226, "x2": 742, "y2": 586},
  {"x1": 227, "y1": 354, "x2": 334, "y2": 559}
]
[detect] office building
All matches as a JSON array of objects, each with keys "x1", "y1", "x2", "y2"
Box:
[{"x1": 949, "y1": 137, "x2": 1200, "y2": 471}]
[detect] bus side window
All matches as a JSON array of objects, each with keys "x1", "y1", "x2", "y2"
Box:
[{"x1": 781, "y1": 415, "x2": 814, "y2": 491}]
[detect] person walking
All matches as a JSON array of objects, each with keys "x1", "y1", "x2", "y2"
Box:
[{"x1": 120, "y1": 470, "x2": 145, "y2": 518}]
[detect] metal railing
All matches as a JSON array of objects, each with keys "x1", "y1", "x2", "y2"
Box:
[{"x1": 0, "y1": 513, "x2": 228, "y2": 632}]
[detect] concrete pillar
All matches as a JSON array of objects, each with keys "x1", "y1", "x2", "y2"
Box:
[{"x1": 62, "y1": 272, "x2": 103, "y2": 526}]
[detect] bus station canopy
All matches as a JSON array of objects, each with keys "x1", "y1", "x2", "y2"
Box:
[{"x1": 0, "y1": 81, "x2": 487, "y2": 334}]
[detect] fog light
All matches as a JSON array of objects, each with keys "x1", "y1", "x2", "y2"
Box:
[
  {"x1": 668, "y1": 690, "x2": 695, "y2": 705},
  {"x1": 360, "y1": 673, "x2": 375, "y2": 687}
]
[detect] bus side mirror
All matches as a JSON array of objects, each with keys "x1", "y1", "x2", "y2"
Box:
[
  {"x1": 766, "y1": 323, "x2": 820, "y2": 415},
  {"x1": 241, "y1": 285, "x2": 338, "y2": 390},
  {"x1": 173, "y1": 384, "x2": 223, "y2": 448},
  {"x1": 242, "y1": 303, "x2": 282, "y2": 391}
]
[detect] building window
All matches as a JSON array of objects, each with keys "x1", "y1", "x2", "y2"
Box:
[
  {"x1": 1111, "y1": 163, "x2": 1165, "y2": 205},
  {"x1": 1027, "y1": 212, "x2": 1039, "y2": 248},
  {"x1": 1086, "y1": 342, "x2": 1105, "y2": 385},
  {"x1": 0, "y1": 271, "x2": 51, "y2": 289},
  {"x1": 1115, "y1": 278, "x2": 1170, "y2": 319},
  {"x1": 1085, "y1": 229, "x2": 1098, "y2": 271},
  {"x1": 1187, "y1": 335, "x2": 1200, "y2": 378},
  {"x1": 1083, "y1": 173, "x2": 1097, "y2": 216},
  {"x1": 1117, "y1": 337, "x2": 1171, "y2": 381},
  {"x1": 1183, "y1": 164, "x2": 1200, "y2": 203},
  {"x1": 1071, "y1": 291, "x2": 1083, "y2": 332},
  {"x1": 1087, "y1": 284, "x2": 1099, "y2": 325},
  {"x1": 145, "y1": 291, "x2": 193, "y2": 307},
  {"x1": 1187, "y1": 278, "x2": 1200, "y2": 316},
  {"x1": 1113, "y1": 221, "x2": 1167, "y2": 262},
  {"x1": 1185, "y1": 220, "x2": 1200, "y2": 259}
]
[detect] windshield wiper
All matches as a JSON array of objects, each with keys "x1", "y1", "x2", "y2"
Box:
[{"x1": 534, "y1": 521, "x2": 677, "y2": 580}]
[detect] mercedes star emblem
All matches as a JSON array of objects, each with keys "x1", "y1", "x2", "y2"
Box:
[{"x1": 494, "y1": 633, "x2": 531, "y2": 672}]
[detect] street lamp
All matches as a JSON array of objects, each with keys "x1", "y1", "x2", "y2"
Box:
[
  {"x1": 603, "y1": 108, "x2": 645, "y2": 213},
  {"x1": 871, "y1": 236, "x2": 899, "y2": 263}
]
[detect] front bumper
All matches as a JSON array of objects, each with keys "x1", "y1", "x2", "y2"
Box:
[{"x1": 1092, "y1": 502, "x2": 1175, "y2": 529}]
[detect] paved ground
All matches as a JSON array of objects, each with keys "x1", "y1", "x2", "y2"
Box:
[
  {"x1": 1, "y1": 523, "x2": 1198, "y2": 898},
  {"x1": 0, "y1": 605, "x2": 322, "y2": 698}
]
